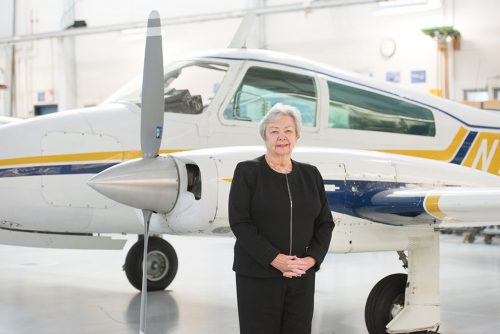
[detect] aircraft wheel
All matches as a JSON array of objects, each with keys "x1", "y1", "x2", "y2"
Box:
[
  {"x1": 124, "y1": 236, "x2": 178, "y2": 291},
  {"x1": 484, "y1": 235, "x2": 493, "y2": 245},
  {"x1": 464, "y1": 232, "x2": 475, "y2": 243},
  {"x1": 365, "y1": 273, "x2": 407, "y2": 334}
]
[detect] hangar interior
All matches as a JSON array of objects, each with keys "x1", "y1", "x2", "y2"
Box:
[{"x1": 0, "y1": 1, "x2": 500, "y2": 334}]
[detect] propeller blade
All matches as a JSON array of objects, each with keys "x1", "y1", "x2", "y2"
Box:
[
  {"x1": 141, "y1": 10, "x2": 165, "y2": 159},
  {"x1": 139, "y1": 209, "x2": 152, "y2": 334}
]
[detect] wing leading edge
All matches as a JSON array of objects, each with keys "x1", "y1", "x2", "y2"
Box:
[{"x1": 347, "y1": 186, "x2": 500, "y2": 227}]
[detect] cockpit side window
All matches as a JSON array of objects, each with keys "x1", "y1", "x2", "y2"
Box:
[
  {"x1": 327, "y1": 81, "x2": 436, "y2": 136},
  {"x1": 163, "y1": 62, "x2": 228, "y2": 114},
  {"x1": 224, "y1": 66, "x2": 317, "y2": 127},
  {"x1": 106, "y1": 61, "x2": 228, "y2": 115}
]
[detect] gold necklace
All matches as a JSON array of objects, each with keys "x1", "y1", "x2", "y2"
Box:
[{"x1": 265, "y1": 155, "x2": 292, "y2": 173}]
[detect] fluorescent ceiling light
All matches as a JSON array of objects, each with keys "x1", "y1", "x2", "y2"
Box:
[{"x1": 375, "y1": 0, "x2": 441, "y2": 15}]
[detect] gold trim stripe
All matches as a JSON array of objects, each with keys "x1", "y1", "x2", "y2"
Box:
[
  {"x1": 378, "y1": 126, "x2": 468, "y2": 160},
  {"x1": 0, "y1": 149, "x2": 183, "y2": 167},
  {"x1": 424, "y1": 194, "x2": 447, "y2": 221},
  {"x1": 0, "y1": 127, "x2": 470, "y2": 167}
]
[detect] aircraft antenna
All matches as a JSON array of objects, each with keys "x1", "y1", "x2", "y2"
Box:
[{"x1": 228, "y1": 11, "x2": 256, "y2": 49}]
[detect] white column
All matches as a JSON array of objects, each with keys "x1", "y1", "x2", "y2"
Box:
[
  {"x1": 0, "y1": 0, "x2": 15, "y2": 117},
  {"x1": 444, "y1": 0, "x2": 456, "y2": 101},
  {"x1": 56, "y1": 0, "x2": 77, "y2": 111},
  {"x1": 255, "y1": 0, "x2": 267, "y2": 49}
]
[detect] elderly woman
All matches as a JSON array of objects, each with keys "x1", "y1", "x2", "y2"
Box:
[{"x1": 228, "y1": 103, "x2": 335, "y2": 334}]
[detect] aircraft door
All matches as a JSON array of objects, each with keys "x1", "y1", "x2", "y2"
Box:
[{"x1": 213, "y1": 63, "x2": 320, "y2": 147}]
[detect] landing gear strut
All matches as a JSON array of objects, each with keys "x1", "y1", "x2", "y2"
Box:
[
  {"x1": 365, "y1": 232, "x2": 441, "y2": 333},
  {"x1": 124, "y1": 236, "x2": 178, "y2": 291}
]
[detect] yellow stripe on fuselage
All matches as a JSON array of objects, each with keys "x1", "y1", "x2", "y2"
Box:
[
  {"x1": 0, "y1": 149, "x2": 183, "y2": 167},
  {"x1": 424, "y1": 194, "x2": 447, "y2": 221},
  {"x1": 1, "y1": 126, "x2": 499, "y2": 177},
  {"x1": 462, "y1": 132, "x2": 500, "y2": 175},
  {"x1": 379, "y1": 126, "x2": 467, "y2": 160}
]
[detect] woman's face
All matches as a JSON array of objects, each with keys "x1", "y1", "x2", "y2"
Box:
[{"x1": 264, "y1": 115, "x2": 298, "y2": 157}]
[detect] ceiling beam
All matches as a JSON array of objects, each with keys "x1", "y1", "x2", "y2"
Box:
[{"x1": 0, "y1": 0, "x2": 378, "y2": 45}]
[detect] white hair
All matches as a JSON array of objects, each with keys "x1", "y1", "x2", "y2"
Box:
[{"x1": 258, "y1": 103, "x2": 302, "y2": 140}]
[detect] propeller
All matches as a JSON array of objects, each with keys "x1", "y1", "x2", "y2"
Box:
[
  {"x1": 88, "y1": 10, "x2": 179, "y2": 334},
  {"x1": 88, "y1": 9, "x2": 259, "y2": 334},
  {"x1": 139, "y1": 11, "x2": 164, "y2": 334}
]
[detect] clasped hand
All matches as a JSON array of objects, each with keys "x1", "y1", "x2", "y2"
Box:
[{"x1": 271, "y1": 254, "x2": 316, "y2": 278}]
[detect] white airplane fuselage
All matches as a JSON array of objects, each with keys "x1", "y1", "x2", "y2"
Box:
[{"x1": 1, "y1": 49, "x2": 500, "y2": 240}]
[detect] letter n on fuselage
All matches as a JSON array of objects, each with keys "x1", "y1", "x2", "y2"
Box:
[{"x1": 462, "y1": 132, "x2": 500, "y2": 175}]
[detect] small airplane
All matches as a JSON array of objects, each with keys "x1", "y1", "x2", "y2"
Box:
[{"x1": 1, "y1": 10, "x2": 500, "y2": 334}]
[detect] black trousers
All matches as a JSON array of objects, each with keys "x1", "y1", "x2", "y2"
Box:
[{"x1": 236, "y1": 273, "x2": 315, "y2": 334}]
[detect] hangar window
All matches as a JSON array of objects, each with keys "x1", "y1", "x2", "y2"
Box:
[
  {"x1": 327, "y1": 81, "x2": 435, "y2": 136},
  {"x1": 106, "y1": 61, "x2": 228, "y2": 115},
  {"x1": 494, "y1": 88, "x2": 500, "y2": 100},
  {"x1": 463, "y1": 88, "x2": 489, "y2": 102},
  {"x1": 224, "y1": 66, "x2": 317, "y2": 127}
]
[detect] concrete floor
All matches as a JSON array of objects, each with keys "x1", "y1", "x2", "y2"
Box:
[{"x1": 0, "y1": 234, "x2": 499, "y2": 334}]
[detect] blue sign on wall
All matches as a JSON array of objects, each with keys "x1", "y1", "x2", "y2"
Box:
[
  {"x1": 411, "y1": 70, "x2": 426, "y2": 83},
  {"x1": 386, "y1": 71, "x2": 401, "y2": 83}
]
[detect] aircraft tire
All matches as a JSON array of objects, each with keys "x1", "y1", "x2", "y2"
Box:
[
  {"x1": 365, "y1": 273, "x2": 407, "y2": 334},
  {"x1": 465, "y1": 233, "x2": 475, "y2": 243},
  {"x1": 124, "y1": 237, "x2": 178, "y2": 291}
]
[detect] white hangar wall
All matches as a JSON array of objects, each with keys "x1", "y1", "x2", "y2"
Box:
[
  {"x1": 452, "y1": 0, "x2": 500, "y2": 101},
  {"x1": 72, "y1": 0, "x2": 248, "y2": 108},
  {"x1": 263, "y1": 0, "x2": 500, "y2": 101},
  {"x1": 0, "y1": 0, "x2": 499, "y2": 118},
  {"x1": 0, "y1": 0, "x2": 247, "y2": 117},
  {"x1": 264, "y1": 1, "x2": 440, "y2": 93}
]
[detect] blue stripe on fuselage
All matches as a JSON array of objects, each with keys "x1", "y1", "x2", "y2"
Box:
[
  {"x1": 326, "y1": 179, "x2": 410, "y2": 216},
  {"x1": 450, "y1": 131, "x2": 478, "y2": 165},
  {"x1": 0, "y1": 162, "x2": 432, "y2": 226},
  {"x1": 0, "y1": 163, "x2": 118, "y2": 178},
  {"x1": 325, "y1": 179, "x2": 432, "y2": 225}
]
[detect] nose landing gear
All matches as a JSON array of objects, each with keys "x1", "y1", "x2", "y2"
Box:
[{"x1": 124, "y1": 236, "x2": 178, "y2": 291}]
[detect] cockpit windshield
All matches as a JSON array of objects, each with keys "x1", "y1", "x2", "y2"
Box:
[{"x1": 105, "y1": 61, "x2": 229, "y2": 115}]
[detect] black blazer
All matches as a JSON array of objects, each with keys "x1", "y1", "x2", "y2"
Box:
[{"x1": 228, "y1": 155, "x2": 334, "y2": 278}]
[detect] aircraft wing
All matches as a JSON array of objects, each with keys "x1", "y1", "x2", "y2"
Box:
[
  {"x1": 0, "y1": 116, "x2": 21, "y2": 125},
  {"x1": 350, "y1": 186, "x2": 500, "y2": 227}
]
